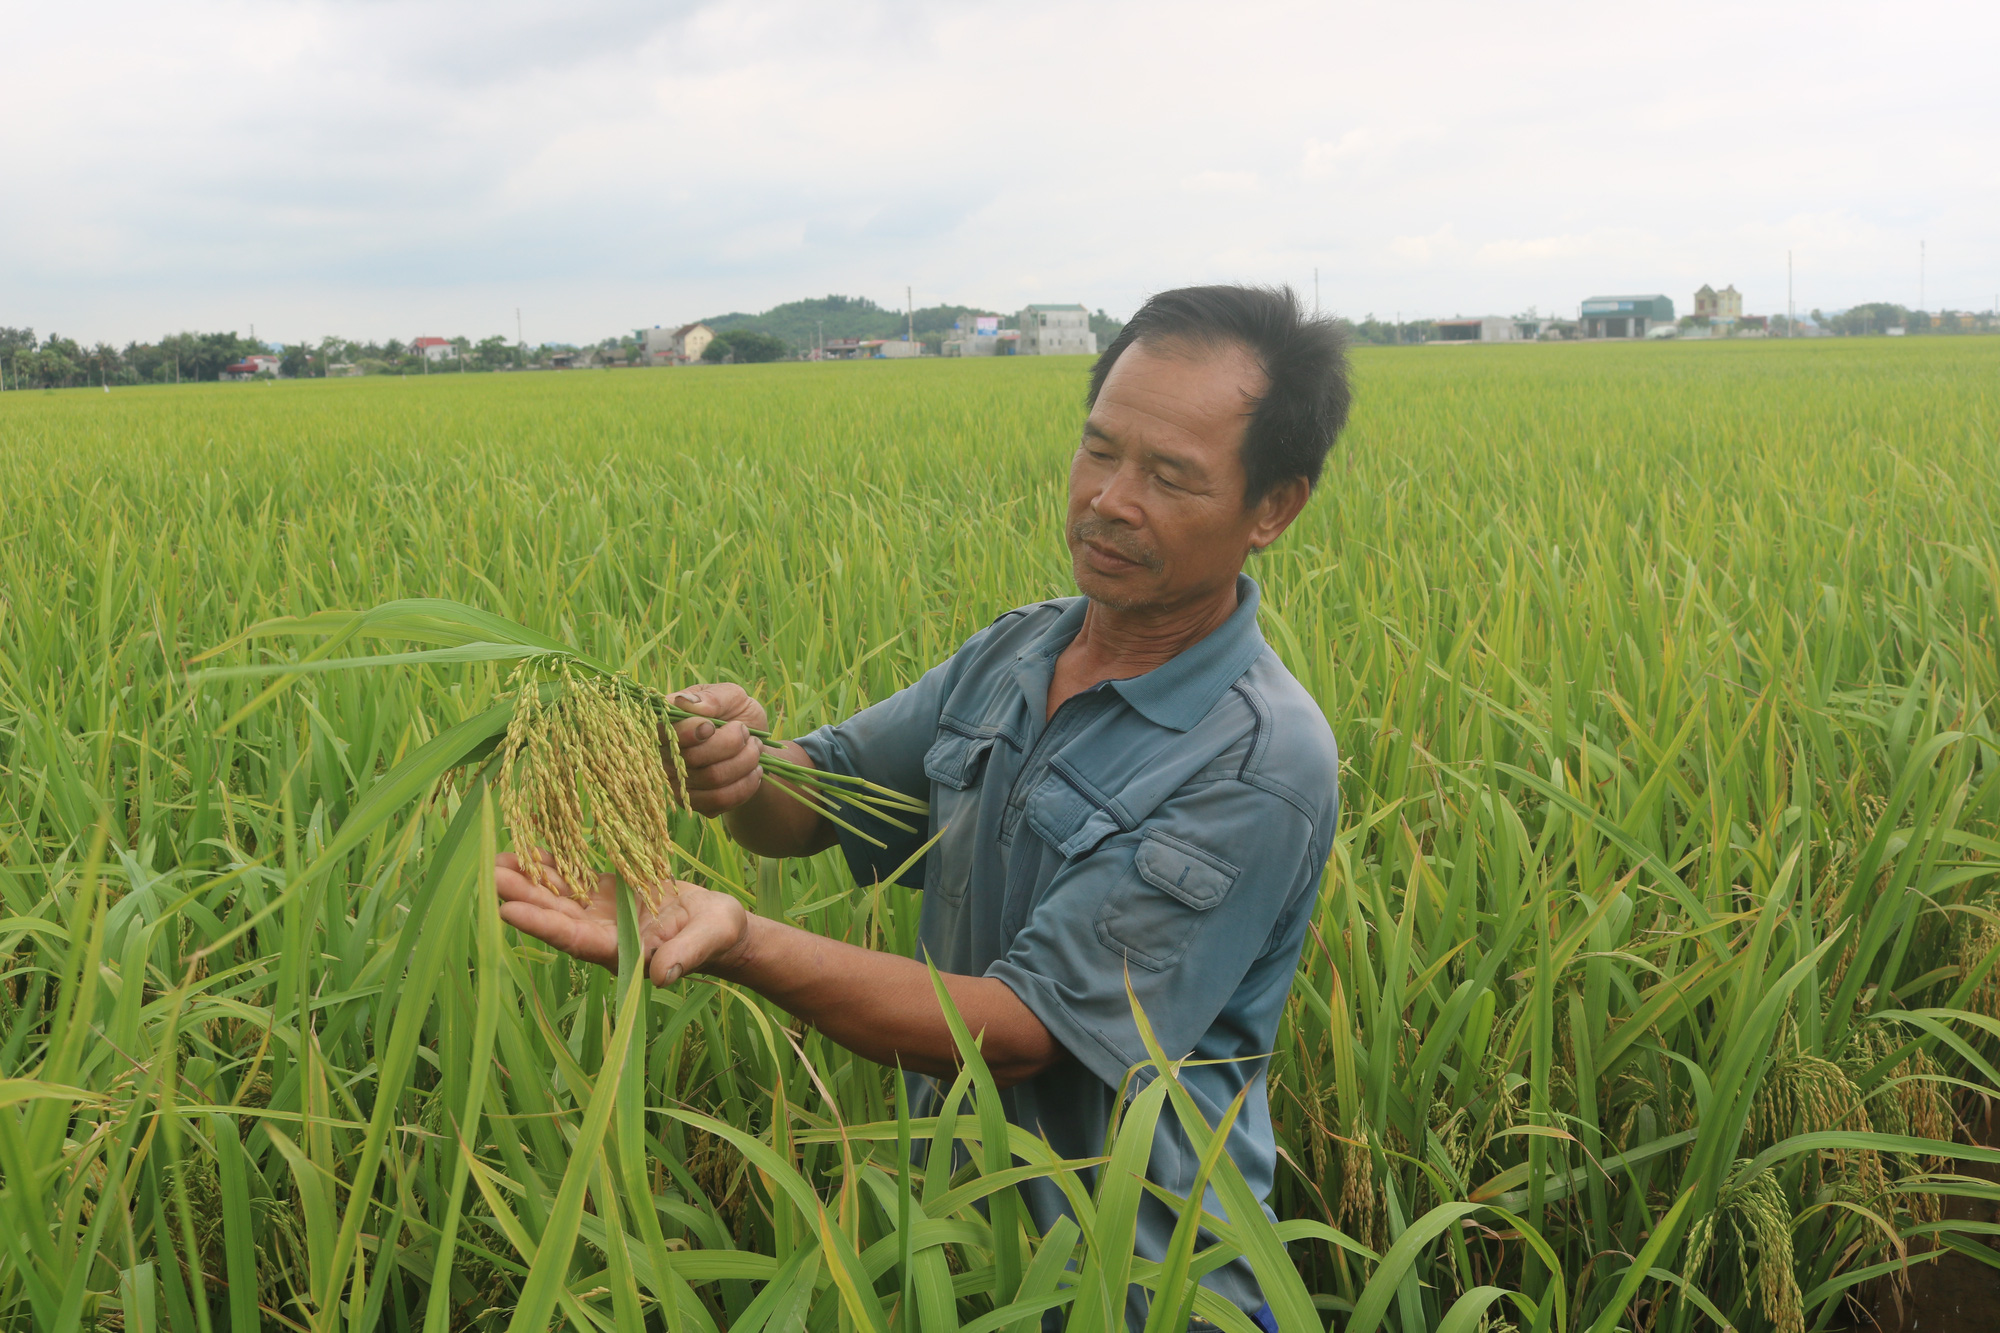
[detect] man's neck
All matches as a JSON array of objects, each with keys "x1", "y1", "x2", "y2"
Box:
[{"x1": 1047, "y1": 579, "x2": 1239, "y2": 718}]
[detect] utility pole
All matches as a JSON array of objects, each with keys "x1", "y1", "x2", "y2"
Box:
[
  {"x1": 517, "y1": 308, "x2": 525, "y2": 365},
  {"x1": 1788, "y1": 250, "x2": 1794, "y2": 338},
  {"x1": 817, "y1": 320, "x2": 823, "y2": 359},
  {"x1": 907, "y1": 286, "x2": 914, "y2": 346}
]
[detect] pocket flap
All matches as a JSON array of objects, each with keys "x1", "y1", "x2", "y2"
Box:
[
  {"x1": 1133, "y1": 831, "x2": 1238, "y2": 910},
  {"x1": 923, "y1": 730, "x2": 997, "y2": 791},
  {"x1": 1027, "y1": 770, "x2": 1122, "y2": 859}
]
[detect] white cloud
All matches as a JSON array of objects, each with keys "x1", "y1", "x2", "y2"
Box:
[
  {"x1": 1180, "y1": 172, "x2": 1261, "y2": 194},
  {"x1": 1390, "y1": 228, "x2": 1461, "y2": 266},
  {"x1": 3, "y1": 0, "x2": 1997, "y2": 343}
]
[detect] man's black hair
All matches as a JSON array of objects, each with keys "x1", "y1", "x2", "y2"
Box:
[{"x1": 1086, "y1": 284, "x2": 1352, "y2": 505}]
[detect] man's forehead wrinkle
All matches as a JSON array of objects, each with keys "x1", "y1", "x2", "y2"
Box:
[
  {"x1": 1087, "y1": 399, "x2": 1212, "y2": 470},
  {"x1": 1131, "y1": 334, "x2": 1269, "y2": 412},
  {"x1": 1096, "y1": 380, "x2": 1243, "y2": 452}
]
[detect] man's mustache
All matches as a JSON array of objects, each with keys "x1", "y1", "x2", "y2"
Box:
[{"x1": 1069, "y1": 519, "x2": 1164, "y2": 572}]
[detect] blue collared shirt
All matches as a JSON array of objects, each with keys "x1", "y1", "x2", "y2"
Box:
[{"x1": 797, "y1": 574, "x2": 1339, "y2": 1319}]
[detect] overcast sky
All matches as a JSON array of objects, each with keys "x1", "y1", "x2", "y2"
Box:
[{"x1": 5, "y1": 0, "x2": 1995, "y2": 346}]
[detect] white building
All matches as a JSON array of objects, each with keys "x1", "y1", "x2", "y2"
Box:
[
  {"x1": 1017, "y1": 304, "x2": 1097, "y2": 356},
  {"x1": 219, "y1": 354, "x2": 282, "y2": 381},
  {"x1": 412, "y1": 336, "x2": 454, "y2": 362},
  {"x1": 641, "y1": 323, "x2": 714, "y2": 365},
  {"x1": 943, "y1": 314, "x2": 1005, "y2": 357},
  {"x1": 1433, "y1": 316, "x2": 1519, "y2": 343}
]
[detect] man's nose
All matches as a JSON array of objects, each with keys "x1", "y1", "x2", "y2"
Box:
[{"x1": 1089, "y1": 463, "x2": 1145, "y2": 524}]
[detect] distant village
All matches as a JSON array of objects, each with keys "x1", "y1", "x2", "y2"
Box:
[
  {"x1": 2, "y1": 286, "x2": 1994, "y2": 389},
  {"x1": 625, "y1": 303, "x2": 1100, "y2": 368},
  {"x1": 1403, "y1": 285, "x2": 1998, "y2": 345}
]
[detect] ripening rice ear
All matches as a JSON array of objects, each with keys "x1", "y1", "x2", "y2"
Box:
[{"x1": 498, "y1": 659, "x2": 687, "y2": 909}]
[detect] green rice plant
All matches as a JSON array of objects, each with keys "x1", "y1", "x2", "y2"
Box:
[{"x1": 1, "y1": 339, "x2": 1997, "y2": 1330}]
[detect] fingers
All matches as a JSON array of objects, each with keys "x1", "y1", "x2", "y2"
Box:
[
  {"x1": 673, "y1": 717, "x2": 757, "y2": 769},
  {"x1": 494, "y1": 858, "x2": 574, "y2": 909},
  {"x1": 671, "y1": 684, "x2": 729, "y2": 719},
  {"x1": 495, "y1": 849, "x2": 583, "y2": 903},
  {"x1": 497, "y1": 897, "x2": 618, "y2": 967},
  {"x1": 668, "y1": 714, "x2": 765, "y2": 816},
  {"x1": 648, "y1": 896, "x2": 745, "y2": 987},
  {"x1": 671, "y1": 682, "x2": 767, "y2": 731}
]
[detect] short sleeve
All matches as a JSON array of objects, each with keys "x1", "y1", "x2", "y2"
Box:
[
  {"x1": 985, "y1": 776, "x2": 1321, "y2": 1092},
  {"x1": 793, "y1": 622, "x2": 1001, "y2": 889}
]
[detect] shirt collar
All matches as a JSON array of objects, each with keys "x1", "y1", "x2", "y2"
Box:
[{"x1": 1026, "y1": 574, "x2": 1269, "y2": 733}]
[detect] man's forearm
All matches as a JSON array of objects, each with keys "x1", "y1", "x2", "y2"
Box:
[
  {"x1": 706, "y1": 913, "x2": 1062, "y2": 1087},
  {"x1": 722, "y1": 740, "x2": 841, "y2": 858}
]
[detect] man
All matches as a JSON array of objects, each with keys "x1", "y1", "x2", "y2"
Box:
[{"x1": 496, "y1": 284, "x2": 1349, "y2": 1329}]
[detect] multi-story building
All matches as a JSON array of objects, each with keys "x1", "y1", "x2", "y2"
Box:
[
  {"x1": 1017, "y1": 304, "x2": 1098, "y2": 356},
  {"x1": 412, "y1": 336, "x2": 454, "y2": 362},
  {"x1": 1693, "y1": 284, "x2": 1743, "y2": 321},
  {"x1": 943, "y1": 315, "x2": 1006, "y2": 357},
  {"x1": 640, "y1": 323, "x2": 714, "y2": 365}
]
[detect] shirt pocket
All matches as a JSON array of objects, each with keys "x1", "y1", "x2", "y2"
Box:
[
  {"x1": 924, "y1": 728, "x2": 997, "y2": 791},
  {"x1": 922, "y1": 729, "x2": 998, "y2": 904},
  {"x1": 1094, "y1": 830, "x2": 1240, "y2": 972}
]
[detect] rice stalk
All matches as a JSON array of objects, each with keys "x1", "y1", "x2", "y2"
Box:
[{"x1": 498, "y1": 658, "x2": 685, "y2": 905}]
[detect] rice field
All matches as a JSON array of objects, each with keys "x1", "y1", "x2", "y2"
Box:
[{"x1": 3, "y1": 337, "x2": 1999, "y2": 1332}]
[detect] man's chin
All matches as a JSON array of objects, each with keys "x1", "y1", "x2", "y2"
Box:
[{"x1": 1072, "y1": 561, "x2": 1157, "y2": 613}]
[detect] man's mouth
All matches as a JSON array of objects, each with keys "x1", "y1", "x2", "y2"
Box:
[
  {"x1": 1073, "y1": 528, "x2": 1157, "y2": 574},
  {"x1": 1085, "y1": 539, "x2": 1139, "y2": 567}
]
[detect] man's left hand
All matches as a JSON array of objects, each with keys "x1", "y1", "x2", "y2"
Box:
[{"x1": 494, "y1": 851, "x2": 751, "y2": 985}]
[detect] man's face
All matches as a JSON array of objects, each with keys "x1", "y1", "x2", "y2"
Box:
[{"x1": 1066, "y1": 338, "x2": 1303, "y2": 614}]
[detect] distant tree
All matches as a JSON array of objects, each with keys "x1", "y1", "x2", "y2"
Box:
[
  {"x1": 89, "y1": 343, "x2": 122, "y2": 385},
  {"x1": 148, "y1": 331, "x2": 266, "y2": 381},
  {"x1": 1350, "y1": 315, "x2": 1435, "y2": 345},
  {"x1": 0, "y1": 327, "x2": 34, "y2": 357},
  {"x1": 474, "y1": 335, "x2": 513, "y2": 370},
  {"x1": 280, "y1": 343, "x2": 312, "y2": 378},
  {"x1": 1090, "y1": 308, "x2": 1124, "y2": 350},
  {"x1": 318, "y1": 335, "x2": 351, "y2": 375},
  {"x1": 703, "y1": 330, "x2": 788, "y2": 363},
  {"x1": 1828, "y1": 303, "x2": 1912, "y2": 336}
]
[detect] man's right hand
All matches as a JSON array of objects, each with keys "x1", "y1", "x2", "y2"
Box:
[
  {"x1": 667, "y1": 683, "x2": 770, "y2": 816},
  {"x1": 667, "y1": 683, "x2": 838, "y2": 858}
]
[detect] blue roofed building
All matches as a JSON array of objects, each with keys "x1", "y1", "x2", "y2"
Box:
[{"x1": 1579, "y1": 294, "x2": 1674, "y2": 339}]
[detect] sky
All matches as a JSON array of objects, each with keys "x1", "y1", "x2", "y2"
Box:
[{"x1": 5, "y1": 0, "x2": 1996, "y2": 347}]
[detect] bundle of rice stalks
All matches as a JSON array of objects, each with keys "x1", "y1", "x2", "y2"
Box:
[
  {"x1": 500, "y1": 659, "x2": 686, "y2": 906},
  {"x1": 188, "y1": 598, "x2": 928, "y2": 902}
]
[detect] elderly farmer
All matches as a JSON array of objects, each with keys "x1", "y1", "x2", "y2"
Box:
[{"x1": 496, "y1": 284, "x2": 1350, "y2": 1329}]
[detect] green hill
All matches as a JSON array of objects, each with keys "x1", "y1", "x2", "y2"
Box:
[{"x1": 695, "y1": 295, "x2": 1124, "y2": 354}]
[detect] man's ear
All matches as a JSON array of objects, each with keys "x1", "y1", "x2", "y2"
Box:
[{"x1": 1247, "y1": 476, "x2": 1311, "y2": 551}]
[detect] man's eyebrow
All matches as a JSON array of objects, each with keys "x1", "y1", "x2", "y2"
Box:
[
  {"x1": 1082, "y1": 421, "x2": 1208, "y2": 480},
  {"x1": 1143, "y1": 445, "x2": 1207, "y2": 479}
]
